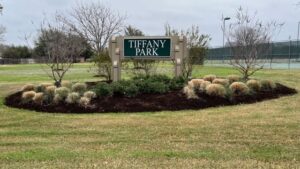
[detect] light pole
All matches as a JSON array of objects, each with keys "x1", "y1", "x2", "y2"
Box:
[{"x1": 222, "y1": 17, "x2": 230, "y2": 63}]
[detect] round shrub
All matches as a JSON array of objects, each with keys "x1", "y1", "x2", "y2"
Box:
[
  {"x1": 144, "y1": 82, "x2": 169, "y2": 94},
  {"x1": 53, "y1": 94, "x2": 63, "y2": 104},
  {"x1": 212, "y1": 78, "x2": 229, "y2": 86},
  {"x1": 189, "y1": 79, "x2": 204, "y2": 90},
  {"x1": 79, "y1": 97, "x2": 91, "y2": 108},
  {"x1": 205, "y1": 84, "x2": 226, "y2": 97},
  {"x1": 45, "y1": 86, "x2": 56, "y2": 96},
  {"x1": 169, "y1": 76, "x2": 186, "y2": 90},
  {"x1": 93, "y1": 83, "x2": 113, "y2": 97},
  {"x1": 227, "y1": 75, "x2": 240, "y2": 84},
  {"x1": 83, "y1": 91, "x2": 97, "y2": 99},
  {"x1": 260, "y1": 80, "x2": 276, "y2": 91},
  {"x1": 22, "y1": 91, "x2": 36, "y2": 102},
  {"x1": 21, "y1": 84, "x2": 35, "y2": 92},
  {"x1": 203, "y1": 74, "x2": 216, "y2": 82},
  {"x1": 55, "y1": 87, "x2": 70, "y2": 99},
  {"x1": 66, "y1": 92, "x2": 80, "y2": 104},
  {"x1": 33, "y1": 92, "x2": 44, "y2": 105},
  {"x1": 199, "y1": 81, "x2": 211, "y2": 92},
  {"x1": 183, "y1": 86, "x2": 198, "y2": 99},
  {"x1": 72, "y1": 83, "x2": 87, "y2": 94},
  {"x1": 246, "y1": 80, "x2": 261, "y2": 91},
  {"x1": 62, "y1": 81, "x2": 72, "y2": 89},
  {"x1": 230, "y1": 82, "x2": 250, "y2": 96}
]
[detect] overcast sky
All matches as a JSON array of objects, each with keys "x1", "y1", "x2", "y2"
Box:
[{"x1": 1, "y1": 0, "x2": 300, "y2": 47}]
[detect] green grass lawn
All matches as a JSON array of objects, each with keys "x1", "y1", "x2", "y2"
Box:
[{"x1": 0, "y1": 63, "x2": 299, "y2": 168}]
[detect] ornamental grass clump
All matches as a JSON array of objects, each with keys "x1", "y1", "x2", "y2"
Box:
[
  {"x1": 62, "y1": 81, "x2": 72, "y2": 89},
  {"x1": 212, "y1": 78, "x2": 229, "y2": 86},
  {"x1": 72, "y1": 83, "x2": 87, "y2": 94},
  {"x1": 203, "y1": 74, "x2": 216, "y2": 82},
  {"x1": 230, "y1": 82, "x2": 250, "y2": 96},
  {"x1": 22, "y1": 91, "x2": 36, "y2": 102},
  {"x1": 33, "y1": 92, "x2": 44, "y2": 105},
  {"x1": 260, "y1": 80, "x2": 276, "y2": 91},
  {"x1": 79, "y1": 97, "x2": 91, "y2": 108},
  {"x1": 199, "y1": 81, "x2": 211, "y2": 92},
  {"x1": 246, "y1": 79, "x2": 261, "y2": 92},
  {"x1": 66, "y1": 92, "x2": 80, "y2": 104},
  {"x1": 21, "y1": 84, "x2": 35, "y2": 92},
  {"x1": 189, "y1": 79, "x2": 204, "y2": 90},
  {"x1": 45, "y1": 86, "x2": 56, "y2": 96},
  {"x1": 83, "y1": 91, "x2": 97, "y2": 99},
  {"x1": 227, "y1": 75, "x2": 240, "y2": 84},
  {"x1": 205, "y1": 84, "x2": 226, "y2": 97},
  {"x1": 55, "y1": 87, "x2": 70, "y2": 99},
  {"x1": 183, "y1": 86, "x2": 198, "y2": 99}
]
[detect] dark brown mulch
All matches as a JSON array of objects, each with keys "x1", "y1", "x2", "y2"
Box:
[{"x1": 4, "y1": 83, "x2": 297, "y2": 114}]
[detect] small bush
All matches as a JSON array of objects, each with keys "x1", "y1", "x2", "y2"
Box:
[
  {"x1": 45, "y1": 86, "x2": 56, "y2": 96},
  {"x1": 212, "y1": 78, "x2": 229, "y2": 86},
  {"x1": 112, "y1": 80, "x2": 139, "y2": 97},
  {"x1": 189, "y1": 79, "x2": 204, "y2": 90},
  {"x1": 169, "y1": 76, "x2": 186, "y2": 90},
  {"x1": 21, "y1": 84, "x2": 35, "y2": 92},
  {"x1": 227, "y1": 75, "x2": 240, "y2": 84},
  {"x1": 260, "y1": 80, "x2": 276, "y2": 91},
  {"x1": 33, "y1": 92, "x2": 44, "y2": 105},
  {"x1": 93, "y1": 83, "x2": 113, "y2": 97},
  {"x1": 143, "y1": 82, "x2": 169, "y2": 94},
  {"x1": 22, "y1": 91, "x2": 36, "y2": 102},
  {"x1": 246, "y1": 80, "x2": 261, "y2": 91},
  {"x1": 62, "y1": 81, "x2": 72, "y2": 89},
  {"x1": 203, "y1": 74, "x2": 216, "y2": 82},
  {"x1": 199, "y1": 81, "x2": 211, "y2": 92},
  {"x1": 53, "y1": 94, "x2": 63, "y2": 104},
  {"x1": 79, "y1": 97, "x2": 91, "y2": 108},
  {"x1": 55, "y1": 87, "x2": 70, "y2": 99},
  {"x1": 72, "y1": 83, "x2": 87, "y2": 94},
  {"x1": 83, "y1": 91, "x2": 97, "y2": 99},
  {"x1": 205, "y1": 84, "x2": 226, "y2": 97},
  {"x1": 183, "y1": 86, "x2": 198, "y2": 99},
  {"x1": 66, "y1": 92, "x2": 80, "y2": 104},
  {"x1": 230, "y1": 82, "x2": 250, "y2": 96}
]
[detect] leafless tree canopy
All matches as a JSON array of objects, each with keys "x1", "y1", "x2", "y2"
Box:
[
  {"x1": 40, "y1": 17, "x2": 85, "y2": 87},
  {"x1": 226, "y1": 7, "x2": 283, "y2": 80},
  {"x1": 59, "y1": 2, "x2": 126, "y2": 53}
]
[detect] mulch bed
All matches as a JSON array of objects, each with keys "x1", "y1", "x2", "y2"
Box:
[{"x1": 4, "y1": 83, "x2": 297, "y2": 113}]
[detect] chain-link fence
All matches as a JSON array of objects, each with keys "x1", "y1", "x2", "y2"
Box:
[{"x1": 206, "y1": 40, "x2": 300, "y2": 69}]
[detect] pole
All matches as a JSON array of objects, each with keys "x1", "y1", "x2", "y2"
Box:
[
  {"x1": 289, "y1": 36, "x2": 291, "y2": 69},
  {"x1": 222, "y1": 19, "x2": 225, "y2": 63},
  {"x1": 297, "y1": 22, "x2": 300, "y2": 61}
]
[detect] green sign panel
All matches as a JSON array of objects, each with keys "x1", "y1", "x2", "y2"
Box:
[{"x1": 124, "y1": 38, "x2": 171, "y2": 58}]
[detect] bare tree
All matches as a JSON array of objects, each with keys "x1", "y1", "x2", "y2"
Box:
[
  {"x1": 165, "y1": 24, "x2": 210, "y2": 79},
  {"x1": 40, "y1": 17, "x2": 85, "y2": 87},
  {"x1": 58, "y1": 2, "x2": 126, "y2": 80},
  {"x1": 226, "y1": 7, "x2": 283, "y2": 80}
]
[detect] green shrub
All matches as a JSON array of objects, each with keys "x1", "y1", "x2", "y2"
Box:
[
  {"x1": 140, "y1": 81, "x2": 169, "y2": 94},
  {"x1": 22, "y1": 91, "x2": 36, "y2": 102},
  {"x1": 230, "y1": 82, "x2": 250, "y2": 96},
  {"x1": 203, "y1": 74, "x2": 216, "y2": 82},
  {"x1": 212, "y1": 78, "x2": 229, "y2": 86},
  {"x1": 21, "y1": 84, "x2": 35, "y2": 92},
  {"x1": 72, "y1": 83, "x2": 87, "y2": 94},
  {"x1": 246, "y1": 79, "x2": 261, "y2": 91},
  {"x1": 133, "y1": 74, "x2": 171, "y2": 84},
  {"x1": 55, "y1": 87, "x2": 70, "y2": 99},
  {"x1": 93, "y1": 83, "x2": 113, "y2": 97},
  {"x1": 112, "y1": 81, "x2": 139, "y2": 97},
  {"x1": 227, "y1": 75, "x2": 240, "y2": 84},
  {"x1": 169, "y1": 76, "x2": 186, "y2": 90},
  {"x1": 260, "y1": 80, "x2": 276, "y2": 91},
  {"x1": 205, "y1": 84, "x2": 226, "y2": 97},
  {"x1": 66, "y1": 92, "x2": 80, "y2": 104}
]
